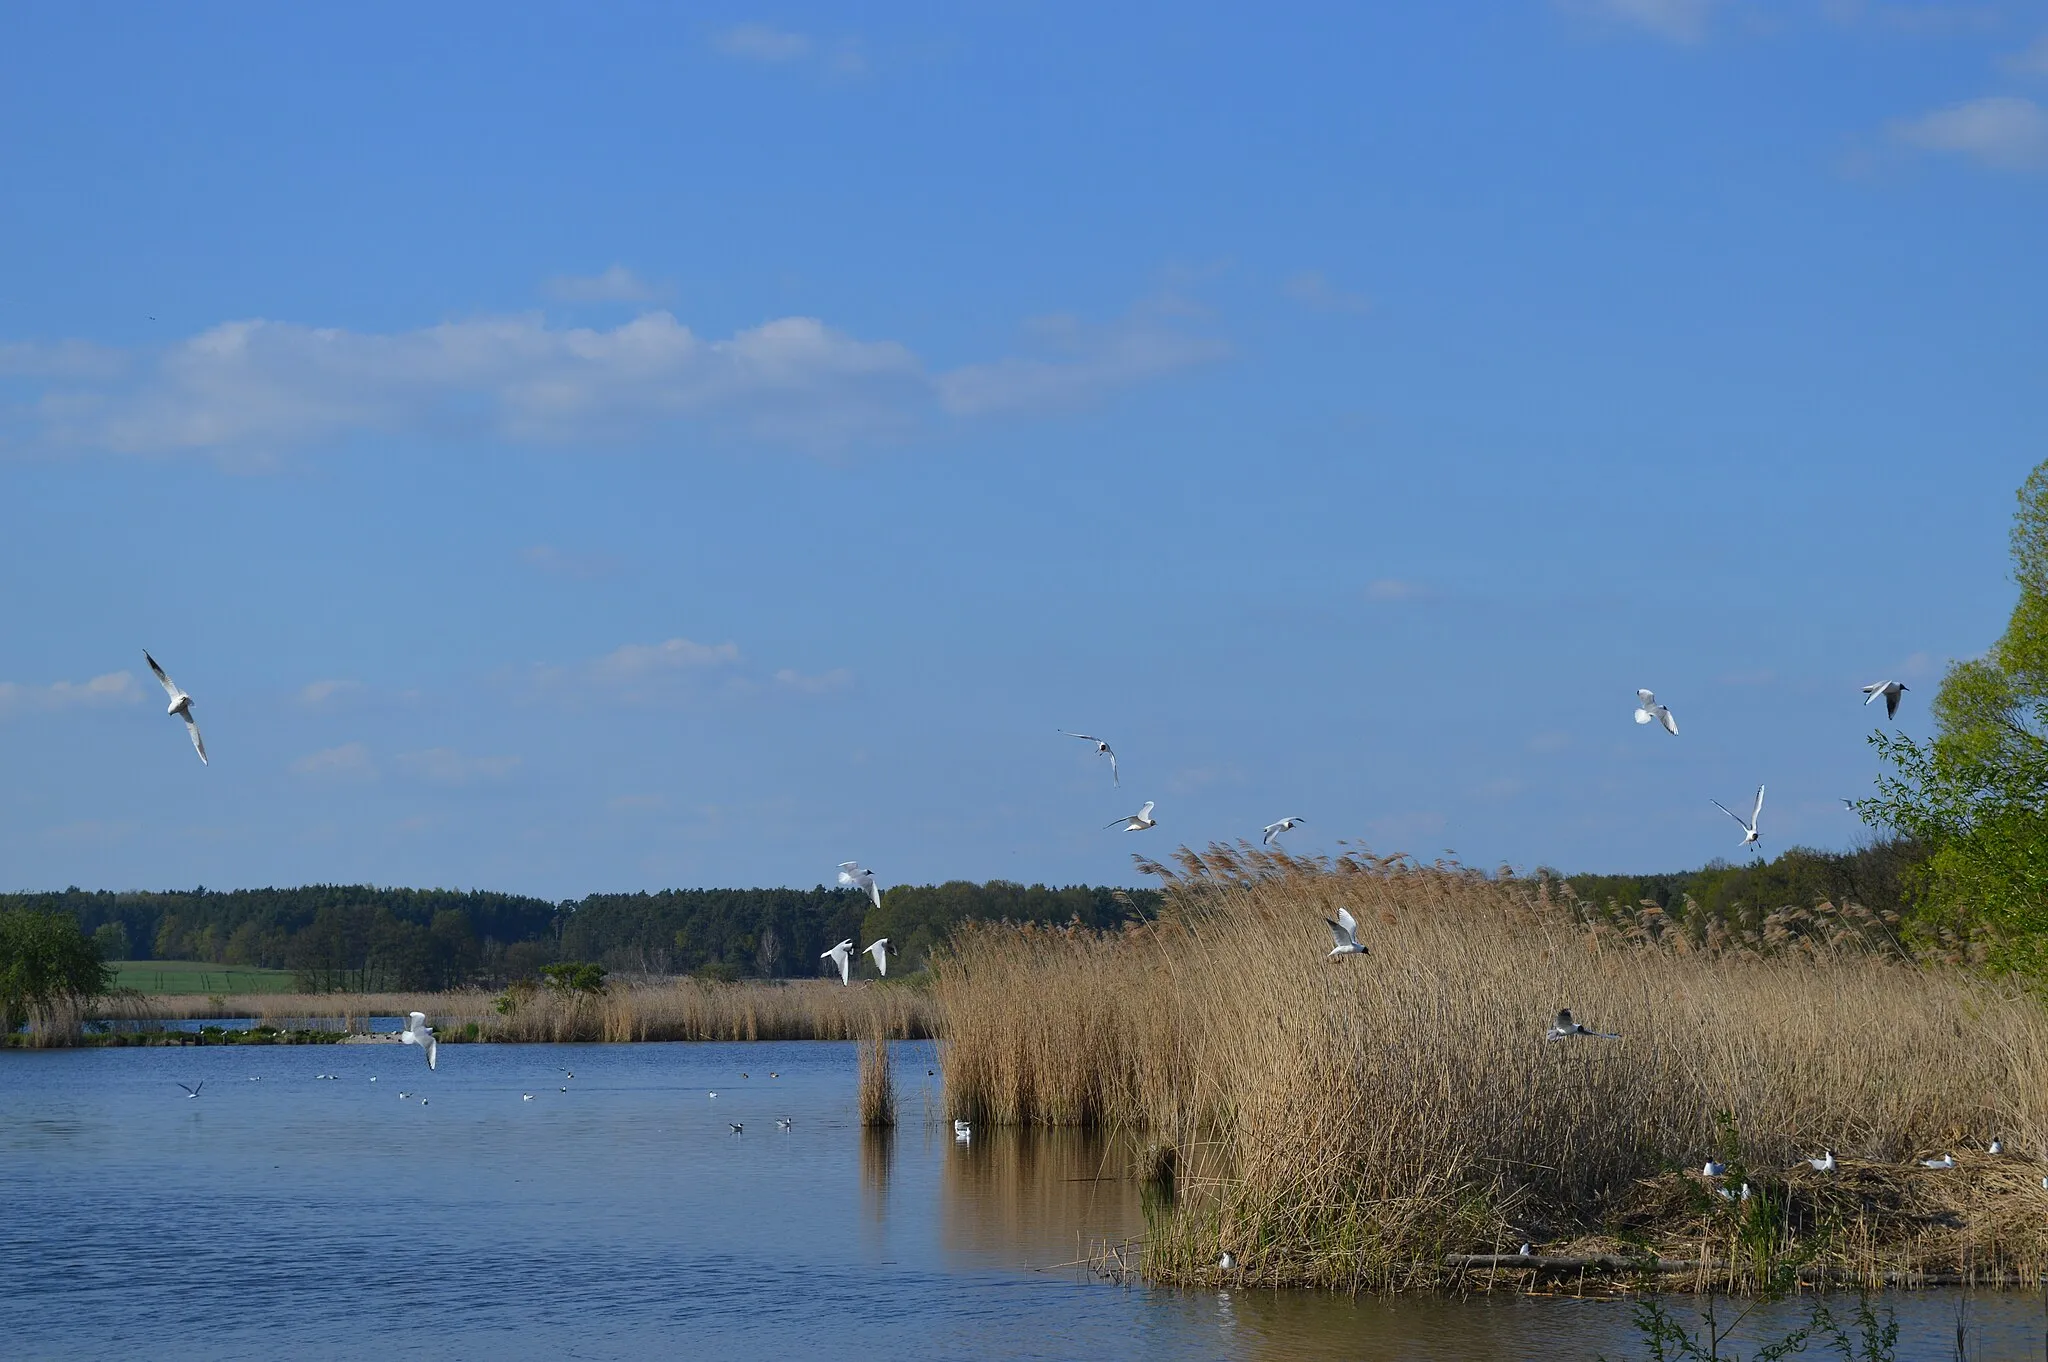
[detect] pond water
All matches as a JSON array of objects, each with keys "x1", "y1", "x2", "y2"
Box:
[{"x1": 2, "y1": 1040, "x2": 2043, "y2": 1360}]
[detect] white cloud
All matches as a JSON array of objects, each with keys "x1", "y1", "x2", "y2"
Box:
[
  {"x1": 291, "y1": 741, "x2": 376, "y2": 779},
  {"x1": 396, "y1": 747, "x2": 521, "y2": 785},
  {"x1": 713, "y1": 23, "x2": 812, "y2": 62},
  {"x1": 1893, "y1": 96, "x2": 2048, "y2": 172},
  {"x1": 592, "y1": 637, "x2": 742, "y2": 681},
  {"x1": 1282, "y1": 270, "x2": 1372, "y2": 315},
  {"x1": 0, "y1": 339, "x2": 127, "y2": 380},
  {"x1": 1560, "y1": 0, "x2": 1716, "y2": 43},
  {"x1": 7, "y1": 301, "x2": 1215, "y2": 458},
  {"x1": 2008, "y1": 35, "x2": 2048, "y2": 74},
  {"x1": 543, "y1": 266, "x2": 663, "y2": 305},
  {"x1": 772, "y1": 666, "x2": 854, "y2": 694},
  {"x1": 936, "y1": 309, "x2": 1225, "y2": 415},
  {"x1": 1363, "y1": 578, "x2": 1437, "y2": 603},
  {"x1": 298, "y1": 678, "x2": 363, "y2": 708},
  {"x1": 0, "y1": 670, "x2": 142, "y2": 717},
  {"x1": 520, "y1": 544, "x2": 619, "y2": 580}
]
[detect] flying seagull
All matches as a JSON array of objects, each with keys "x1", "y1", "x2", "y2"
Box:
[
  {"x1": 1862, "y1": 680, "x2": 1908, "y2": 720},
  {"x1": 1324, "y1": 906, "x2": 1368, "y2": 957},
  {"x1": 1546, "y1": 1008, "x2": 1618, "y2": 1041},
  {"x1": 1262, "y1": 816, "x2": 1305, "y2": 847},
  {"x1": 1106, "y1": 800, "x2": 1156, "y2": 832},
  {"x1": 400, "y1": 1012, "x2": 437, "y2": 1070},
  {"x1": 837, "y1": 862, "x2": 881, "y2": 910},
  {"x1": 1808, "y1": 1150, "x2": 1836, "y2": 1172},
  {"x1": 1058, "y1": 731, "x2": 1118, "y2": 786},
  {"x1": 1634, "y1": 689, "x2": 1678, "y2": 736},
  {"x1": 823, "y1": 939, "x2": 854, "y2": 986},
  {"x1": 864, "y1": 938, "x2": 890, "y2": 977},
  {"x1": 1712, "y1": 785, "x2": 1766, "y2": 850},
  {"x1": 144, "y1": 651, "x2": 207, "y2": 765},
  {"x1": 177, "y1": 1081, "x2": 203, "y2": 1099}
]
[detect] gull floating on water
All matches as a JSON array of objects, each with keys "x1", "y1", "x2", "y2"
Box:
[
  {"x1": 1262, "y1": 816, "x2": 1305, "y2": 847},
  {"x1": 1920, "y1": 1154, "x2": 1956, "y2": 1169},
  {"x1": 1862, "y1": 680, "x2": 1909, "y2": 720},
  {"x1": 177, "y1": 1081, "x2": 203, "y2": 1099},
  {"x1": 1808, "y1": 1150, "x2": 1836, "y2": 1172},
  {"x1": 823, "y1": 939, "x2": 855, "y2": 986},
  {"x1": 1058, "y1": 731, "x2": 1118, "y2": 786},
  {"x1": 1712, "y1": 785, "x2": 1766, "y2": 851},
  {"x1": 1702, "y1": 1160, "x2": 1726, "y2": 1178},
  {"x1": 1324, "y1": 906, "x2": 1368, "y2": 957},
  {"x1": 777, "y1": 1117, "x2": 793, "y2": 1130},
  {"x1": 865, "y1": 939, "x2": 890, "y2": 977},
  {"x1": 1546, "y1": 1008, "x2": 1618, "y2": 1041},
  {"x1": 1634, "y1": 689, "x2": 1678, "y2": 736},
  {"x1": 837, "y1": 862, "x2": 882, "y2": 910},
  {"x1": 729, "y1": 1123, "x2": 744, "y2": 1134},
  {"x1": 400, "y1": 1012, "x2": 438, "y2": 1070},
  {"x1": 953, "y1": 1119, "x2": 971, "y2": 1142},
  {"x1": 522, "y1": 1093, "x2": 534, "y2": 1101},
  {"x1": 145, "y1": 651, "x2": 208, "y2": 765},
  {"x1": 1106, "y1": 801, "x2": 1156, "y2": 832}
]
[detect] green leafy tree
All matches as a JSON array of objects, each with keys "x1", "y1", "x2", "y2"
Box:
[
  {"x1": 1866, "y1": 459, "x2": 2048, "y2": 970},
  {"x1": 0, "y1": 908, "x2": 115, "y2": 1033}
]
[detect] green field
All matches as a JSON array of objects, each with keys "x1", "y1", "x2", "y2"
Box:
[{"x1": 110, "y1": 961, "x2": 301, "y2": 995}]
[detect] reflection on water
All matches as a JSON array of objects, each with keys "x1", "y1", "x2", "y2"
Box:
[{"x1": 2, "y1": 1041, "x2": 2044, "y2": 1361}]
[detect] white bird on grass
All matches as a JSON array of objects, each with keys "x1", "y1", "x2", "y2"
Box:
[
  {"x1": 1712, "y1": 785, "x2": 1766, "y2": 851},
  {"x1": 1920, "y1": 1154, "x2": 1956, "y2": 1169},
  {"x1": 1990, "y1": 1139, "x2": 2005, "y2": 1155},
  {"x1": 1862, "y1": 680, "x2": 1909, "y2": 720},
  {"x1": 1546, "y1": 1009, "x2": 1619, "y2": 1041},
  {"x1": 865, "y1": 938, "x2": 890, "y2": 977},
  {"x1": 1808, "y1": 1150, "x2": 1837, "y2": 1172},
  {"x1": 1634, "y1": 689, "x2": 1678, "y2": 736},
  {"x1": 1219, "y1": 1251, "x2": 1237, "y2": 1271},
  {"x1": 1262, "y1": 817, "x2": 1305, "y2": 847},
  {"x1": 144, "y1": 651, "x2": 208, "y2": 765},
  {"x1": 1324, "y1": 906, "x2": 1368, "y2": 957},
  {"x1": 1702, "y1": 1160, "x2": 1726, "y2": 1178},
  {"x1": 177, "y1": 1081, "x2": 203, "y2": 1099},
  {"x1": 823, "y1": 939, "x2": 855, "y2": 986},
  {"x1": 1517, "y1": 1243, "x2": 1532, "y2": 1257},
  {"x1": 1106, "y1": 801, "x2": 1156, "y2": 832},
  {"x1": 837, "y1": 862, "x2": 881, "y2": 910},
  {"x1": 1058, "y1": 731, "x2": 1118, "y2": 786},
  {"x1": 400, "y1": 1012, "x2": 437, "y2": 1070}
]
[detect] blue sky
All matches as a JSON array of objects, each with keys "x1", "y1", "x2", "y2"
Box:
[{"x1": 4, "y1": 1, "x2": 2046, "y2": 897}]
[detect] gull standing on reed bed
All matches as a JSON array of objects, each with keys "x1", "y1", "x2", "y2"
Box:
[
  {"x1": 1325, "y1": 906, "x2": 1368, "y2": 957},
  {"x1": 1107, "y1": 801, "x2": 1156, "y2": 832},
  {"x1": 1262, "y1": 817, "x2": 1305, "y2": 847},
  {"x1": 1808, "y1": 1150, "x2": 1836, "y2": 1172},
  {"x1": 823, "y1": 939, "x2": 855, "y2": 986},
  {"x1": 865, "y1": 939, "x2": 890, "y2": 977},
  {"x1": 1702, "y1": 1160, "x2": 1726, "y2": 1178},
  {"x1": 1712, "y1": 785, "x2": 1765, "y2": 851},
  {"x1": 837, "y1": 862, "x2": 881, "y2": 910},
  {"x1": 1634, "y1": 689, "x2": 1678, "y2": 736},
  {"x1": 1862, "y1": 680, "x2": 1909, "y2": 719},
  {"x1": 400, "y1": 1012, "x2": 437, "y2": 1070},
  {"x1": 144, "y1": 651, "x2": 207, "y2": 765},
  {"x1": 1546, "y1": 1009, "x2": 1618, "y2": 1041},
  {"x1": 1920, "y1": 1154, "x2": 1956, "y2": 1169},
  {"x1": 1058, "y1": 731, "x2": 1118, "y2": 786}
]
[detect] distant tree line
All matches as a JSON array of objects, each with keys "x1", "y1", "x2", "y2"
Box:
[{"x1": 0, "y1": 880, "x2": 1163, "y2": 992}]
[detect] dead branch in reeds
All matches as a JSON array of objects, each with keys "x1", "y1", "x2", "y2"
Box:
[{"x1": 932, "y1": 843, "x2": 2048, "y2": 1291}]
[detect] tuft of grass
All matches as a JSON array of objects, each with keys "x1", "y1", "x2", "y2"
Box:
[
  {"x1": 860, "y1": 1028, "x2": 897, "y2": 1127},
  {"x1": 932, "y1": 842, "x2": 2048, "y2": 1291}
]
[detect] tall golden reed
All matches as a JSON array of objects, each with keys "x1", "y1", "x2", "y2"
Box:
[
  {"x1": 859, "y1": 1028, "x2": 897, "y2": 1127},
  {"x1": 932, "y1": 843, "x2": 2048, "y2": 1289},
  {"x1": 122, "y1": 978, "x2": 934, "y2": 1043}
]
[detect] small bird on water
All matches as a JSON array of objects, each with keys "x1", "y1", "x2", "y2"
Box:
[{"x1": 729, "y1": 1122, "x2": 744, "y2": 1134}]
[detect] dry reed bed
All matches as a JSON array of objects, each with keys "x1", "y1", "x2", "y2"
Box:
[
  {"x1": 932, "y1": 845, "x2": 2048, "y2": 1291},
  {"x1": 108, "y1": 979, "x2": 934, "y2": 1043}
]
